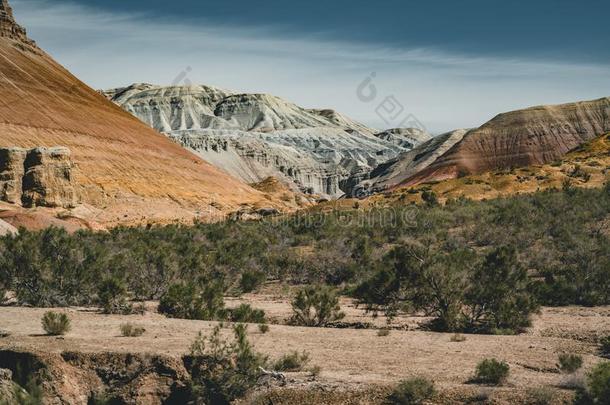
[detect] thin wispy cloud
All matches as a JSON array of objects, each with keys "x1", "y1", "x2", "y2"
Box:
[{"x1": 12, "y1": 0, "x2": 610, "y2": 133}]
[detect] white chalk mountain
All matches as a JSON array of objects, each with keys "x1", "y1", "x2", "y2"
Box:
[{"x1": 103, "y1": 84, "x2": 431, "y2": 197}]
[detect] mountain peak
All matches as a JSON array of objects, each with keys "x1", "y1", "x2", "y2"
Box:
[{"x1": 0, "y1": 0, "x2": 35, "y2": 45}]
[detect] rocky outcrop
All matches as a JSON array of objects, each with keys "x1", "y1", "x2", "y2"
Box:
[
  {"x1": 0, "y1": 349, "x2": 190, "y2": 405},
  {"x1": 105, "y1": 84, "x2": 428, "y2": 198},
  {"x1": 0, "y1": 147, "x2": 77, "y2": 208},
  {"x1": 0, "y1": 147, "x2": 26, "y2": 204},
  {"x1": 21, "y1": 147, "x2": 77, "y2": 208},
  {"x1": 0, "y1": 0, "x2": 35, "y2": 46},
  {"x1": 363, "y1": 97, "x2": 610, "y2": 191},
  {"x1": 374, "y1": 128, "x2": 432, "y2": 149}
]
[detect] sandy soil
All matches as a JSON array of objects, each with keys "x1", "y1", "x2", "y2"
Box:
[{"x1": 1, "y1": 295, "x2": 608, "y2": 399}]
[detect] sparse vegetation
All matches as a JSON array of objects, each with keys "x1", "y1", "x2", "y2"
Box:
[
  {"x1": 158, "y1": 282, "x2": 226, "y2": 321},
  {"x1": 229, "y1": 303, "x2": 266, "y2": 324},
  {"x1": 525, "y1": 386, "x2": 555, "y2": 405},
  {"x1": 450, "y1": 333, "x2": 466, "y2": 342},
  {"x1": 239, "y1": 270, "x2": 266, "y2": 293},
  {"x1": 273, "y1": 351, "x2": 310, "y2": 372},
  {"x1": 188, "y1": 324, "x2": 267, "y2": 404},
  {"x1": 289, "y1": 285, "x2": 344, "y2": 327},
  {"x1": 0, "y1": 186, "x2": 607, "y2": 321},
  {"x1": 388, "y1": 377, "x2": 436, "y2": 404},
  {"x1": 41, "y1": 311, "x2": 71, "y2": 336},
  {"x1": 557, "y1": 354, "x2": 583, "y2": 374},
  {"x1": 98, "y1": 277, "x2": 132, "y2": 315},
  {"x1": 258, "y1": 324, "x2": 270, "y2": 334},
  {"x1": 356, "y1": 245, "x2": 538, "y2": 334},
  {"x1": 472, "y1": 359, "x2": 510, "y2": 386},
  {"x1": 575, "y1": 362, "x2": 610, "y2": 404},
  {"x1": 120, "y1": 323, "x2": 145, "y2": 337}
]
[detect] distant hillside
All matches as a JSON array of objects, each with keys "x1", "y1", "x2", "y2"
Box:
[
  {"x1": 374, "y1": 132, "x2": 610, "y2": 204},
  {"x1": 358, "y1": 97, "x2": 610, "y2": 196},
  {"x1": 104, "y1": 84, "x2": 430, "y2": 198}
]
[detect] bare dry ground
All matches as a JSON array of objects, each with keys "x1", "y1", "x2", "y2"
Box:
[{"x1": 0, "y1": 292, "x2": 609, "y2": 404}]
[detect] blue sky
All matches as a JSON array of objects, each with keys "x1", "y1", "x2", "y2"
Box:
[{"x1": 11, "y1": 0, "x2": 610, "y2": 133}]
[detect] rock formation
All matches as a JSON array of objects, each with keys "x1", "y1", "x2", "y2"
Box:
[
  {"x1": 0, "y1": 0, "x2": 285, "y2": 227},
  {"x1": 0, "y1": 147, "x2": 26, "y2": 204},
  {"x1": 105, "y1": 84, "x2": 430, "y2": 198},
  {"x1": 1, "y1": 147, "x2": 77, "y2": 208},
  {"x1": 363, "y1": 97, "x2": 610, "y2": 192},
  {"x1": 374, "y1": 128, "x2": 432, "y2": 149},
  {"x1": 0, "y1": 0, "x2": 35, "y2": 46},
  {"x1": 22, "y1": 147, "x2": 77, "y2": 208}
]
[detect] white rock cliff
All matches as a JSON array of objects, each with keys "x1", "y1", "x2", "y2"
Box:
[{"x1": 104, "y1": 84, "x2": 430, "y2": 197}]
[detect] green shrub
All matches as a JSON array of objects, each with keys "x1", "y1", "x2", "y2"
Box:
[
  {"x1": 388, "y1": 377, "x2": 436, "y2": 404},
  {"x1": 258, "y1": 324, "x2": 270, "y2": 334},
  {"x1": 229, "y1": 304, "x2": 266, "y2": 324},
  {"x1": 273, "y1": 351, "x2": 310, "y2": 372},
  {"x1": 41, "y1": 311, "x2": 71, "y2": 336},
  {"x1": 158, "y1": 282, "x2": 226, "y2": 321},
  {"x1": 120, "y1": 323, "x2": 145, "y2": 337},
  {"x1": 525, "y1": 386, "x2": 555, "y2": 405},
  {"x1": 557, "y1": 353, "x2": 583, "y2": 374},
  {"x1": 600, "y1": 336, "x2": 610, "y2": 358},
  {"x1": 421, "y1": 190, "x2": 439, "y2": 207},
  {"x1": 355, "y1": 244, "x2": 473, "y2": 332},
  {"x1": 576, "y1": 362, "x2": 610, "y2": 405},
  {"x1": 465, "y1": 247, "x2": 538, "y2": 334},
  {"x1": 98, "y1": 277, "x2": 132, "y2": 314},
  {"x1": 289, "y1": 286, "x2": 345, "y2": 327},
  {"x1": 239, "y1": 270, "x2": 266, "y2": 293},
  {"x1": 472, "y1": 359, "x2": 510, "y2": 386},
  {"x1": 188, "y1": 324, "x2": 267, "y2": 404},
  {"x1": 0, "y1": 285, "x2": 6, "y2": 305}
]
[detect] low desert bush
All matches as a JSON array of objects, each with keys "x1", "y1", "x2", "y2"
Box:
[
  {"x1": 229, "y1": 304, "x2": 266, "y2": 324},
  {"x1": 600, "y1": 336, "x2": 610, "y2": 358},
  {"x1": 258, "y1": 324, "x2": 270, "y2": 334},
  {"x1": 377, "y1": 328, "x2": 391, "y2": 337},
  {"x1": 98, "y1": 277, "x2": 132, "y2": 315},
  {"x1": 289, "y1": 285, "x2": 344, "y2": 327},
  {"x1": 188, "y1": 324, "x2": 267, "y2": 404},
  {"x1": 525, "y1": 386, "x2": 555, "y2": 405},
  {"x1": 41, "y1": 311, "x2": 71, "y2": 336},
  {"x1": 158, "y1": 282, "x2": 226, "y2": 321},
  {"x1": 472, "y1": 359, "x2": 510, "y2": 386},
  {"x1": 557, "y1": 353, "x2": 583, "y2": 374},
  {"x1": 388, "y1": 377, "x2": 436, "y2": 404},
  {"x1": 239, "y1": 270, "x2": 266, "y2": 293},
  {"x1": 273, "y1": 351, "x2": 310, "y2": 372},
  {"x1": 450, "y1": 333, "x2": 467, "y2": 342},
  {"x1": 575, "y1": 362, "x2": 610, "y2": 404},
  {"x1": 120, "y1": 323, "x2": 145, "y2": 337}
]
